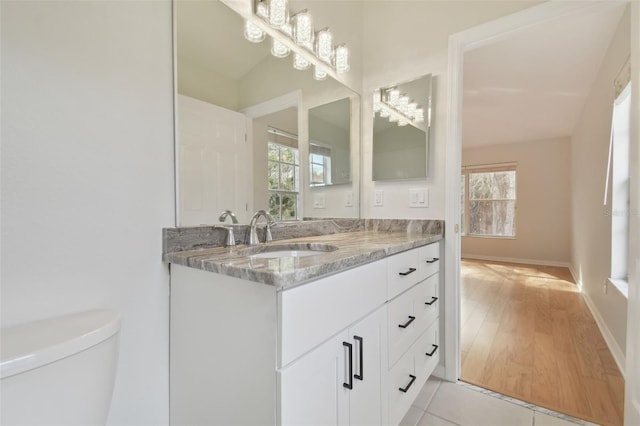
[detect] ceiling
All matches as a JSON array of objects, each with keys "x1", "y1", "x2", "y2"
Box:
[{"x1": 462, "y1": 3, "x2": 627, "y2": 148}]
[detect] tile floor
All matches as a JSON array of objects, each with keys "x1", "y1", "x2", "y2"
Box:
[{"x1": 400, "y1": 378, "x2": 601, "y2": 426}]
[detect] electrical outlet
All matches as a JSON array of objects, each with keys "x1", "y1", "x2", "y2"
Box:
[{"x1": 374, "y1": 190, "x2": 384, "y2": 206}]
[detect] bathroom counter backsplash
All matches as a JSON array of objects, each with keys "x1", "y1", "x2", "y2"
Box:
[{"x1": 163, "y1": 219, "x2": 443, "y2": 289}]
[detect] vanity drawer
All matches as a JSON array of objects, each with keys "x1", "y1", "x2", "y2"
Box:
[
  {"x1": 388, "y1": 278, "x2": 431, "y2": 368},
  {"x1": 414, "y1": 273, "x2": 439, "y2": 331},
  {"x1": 418, "y1": 242, "x2": 440, "y2": 280},
  {"x1": 415, "y1": 321, "x2": 439, "y2": 380},
  {"x1": 387, "y1": 248, "x2": 427, "y2": 300},
  {"x1": 279, "y1": 259, "x2": 387, "y2": 368},
  {"x1": 388, "y1": 346, "x2": 421, "y2": 426}
]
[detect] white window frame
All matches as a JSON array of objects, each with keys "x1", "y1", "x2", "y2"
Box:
[
  {"x1": 267, "y1": 136, "x2": 300, "y2": 221},
  {"x1": 461, "y1": 162, "x2": 517, "y2": 238}
]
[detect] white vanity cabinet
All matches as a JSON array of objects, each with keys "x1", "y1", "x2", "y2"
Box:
[{"x1": 169, "y1": 240, "x2": 441, "y2": 426}]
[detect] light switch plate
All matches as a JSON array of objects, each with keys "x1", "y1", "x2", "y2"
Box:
[
  {"x1": 345, "y1": 192, "x2": 353, "y2": 207},
  {"x1": 313, "y1": 193, "x2": 326, "y2": 209},
  {"x1": 374, "y1": 190, "x2": 384, "y2": 206},
  {"x1": 409, "y1": 188, "x2": 429, "y2": 208}
]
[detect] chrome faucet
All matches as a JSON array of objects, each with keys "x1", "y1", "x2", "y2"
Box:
[
  {"x1": 218, "y1": 209, "x2": 238, "y2": 224},
  {"x1": 247, "y1": 210, "x2": 275, "y2": 245},
  {"x1": 213, "y1": 225, "x2": 236, "y2": 247}
]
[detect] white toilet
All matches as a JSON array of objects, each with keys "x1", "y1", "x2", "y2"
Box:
[{"x1": 1, "y1": 310, "x2": 121, "y2": 425}]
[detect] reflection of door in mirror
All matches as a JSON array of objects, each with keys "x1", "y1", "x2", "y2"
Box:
[
  {"x1": 372, "y1": 74, "x2": 432, "y2": 181},
  {"x1": 177, "y1": 95, "x2": 249, "y2": 226},
  {"x1": 308, "y1": 97, "x2": 351, "y2": 186},
  {"x1": 252, "y1": 107, "x2": 300, "y2": 221}
]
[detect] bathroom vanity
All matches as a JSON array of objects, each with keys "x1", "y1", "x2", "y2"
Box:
[{"x1": 165, "y1": 222, "x2": 442, "y2": 425}]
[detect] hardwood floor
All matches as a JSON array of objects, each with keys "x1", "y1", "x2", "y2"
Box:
[{"x1": 460, "y1": 259, "x2": 625, "y2": 426}]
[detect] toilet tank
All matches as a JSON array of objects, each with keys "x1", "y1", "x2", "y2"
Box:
[{"x1": 1, "y1": 310, "x2": 121, "y2": 426}]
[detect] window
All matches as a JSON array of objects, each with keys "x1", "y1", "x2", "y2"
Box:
[
  {"x1": 309, "y1": 142, "x2": 332, "y2": 186},
  {"x1": 608, "y1": 82, "x2": 630, "y2": 284},
  {"x1": 268, "y1": 140, "x2": 299, "y2": 221},
  {"x1": 461, "y1": 164, "x2": 517, "y2": 237}
]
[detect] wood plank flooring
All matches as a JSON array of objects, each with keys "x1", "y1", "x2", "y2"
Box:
[{"x1": 460, "y1": 259, "x2": 625, "y2": 426}]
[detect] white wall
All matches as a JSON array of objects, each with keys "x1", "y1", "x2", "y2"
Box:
[
  {"x1": 361, "y1": 1, "x2": 541, "y2": 219},
  {"x1": 177, "y1": 56, "x2": 239, "y2": 111},
  {"x1": 571, "y1": 7, "x2": 630, "y2": 362},
  {"x1": 461, "y1": 138, "x2": 572, "y2": 265},
  {"x1": 1, "y1": 1, "x2": 175, "y2": 424}
]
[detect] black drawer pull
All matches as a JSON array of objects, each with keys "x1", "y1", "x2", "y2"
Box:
[
  {"x1": 398, "y1": 316, "x2": 416, "y2": 328},
  {"x1": 354, "y1": 336, "x2": 363, "y2": 381},
  {"x1": 399, "y1": 268, "x2": 417, "y2": 276},
  {"x1": 343, "y1": 341, "x2": 353, "y2": 390},
  {"x1": 426, "y1": 344, "x2": 439, "y2": 357},
  {"x1": 426, "y1": 257, "x2": 439, "y2": 264},
  {"x1": 425, "y1": 296, "x2": 438, "y2": 306},
  {"x1": 399, "y1": 374, "x2": 417, "y2": 393}
]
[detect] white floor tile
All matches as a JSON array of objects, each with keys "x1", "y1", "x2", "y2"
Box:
[
  {"x1": 418, "y1": 412, "x2": 459, "y2": 426},
  {"x1": 533, "y1": 412, "x2": 581, "y2": 426},
  {"x1": 426, "y1": 382, "x2": 533, "y2": 426},
  {"x1": 412, "y1": 377, "x2": 443, "y2": 411},
  {"x1": 400, "y1": 406, "x2": 425, "y2": 426}
]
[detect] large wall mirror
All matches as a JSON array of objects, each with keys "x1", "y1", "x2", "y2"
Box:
[
  {"x1": 372, "y1": 74, "x2": 432, "y2": 181},
  {"x1": 175, "y1": 0, "x2": 360, "y2": 226}
]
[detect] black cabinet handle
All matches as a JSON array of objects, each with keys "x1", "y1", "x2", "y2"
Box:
[
  {"x1": 426, "y1": 258, "x2": 439, "y2": 264},
  {"x1": 354, "y1": 336, "x2": 363, "y2": 381},
  {"x1": 398, "y1": 316, "x2": 416, "y2": 328},
  {"x1": 343, "y1": 342, "x2": 353, "y2": 390},
  {"x1": 399, "y1": 374, "x2": 417, "y2": 393},
  {"x1": 398, "y1": 268, "x2": 416, "y2": 276},
  {"x1": 425, "y1": 296, "x2": 438, "y2": 306},
  {"x1": 426, "y1": 344, "x2": 439, "y2": 357}
]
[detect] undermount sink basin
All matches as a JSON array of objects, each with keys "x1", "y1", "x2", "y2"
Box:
[{"x1": 238, "y1": 243, "x2": 338, "y2": 259}]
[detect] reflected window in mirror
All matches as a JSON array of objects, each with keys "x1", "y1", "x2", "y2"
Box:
[
  {"x1": 267, "y1": 128, "x2": 300, "y2": 221},
  {"x1": 308, "y1": 97, "x2": 352, "y2": 186},
  {"x1": 310, "y1": 143, "x2": 332, "y2": 186},
  {"x1": 372, "y1": 74, "x2": 432, "y2": 181}
]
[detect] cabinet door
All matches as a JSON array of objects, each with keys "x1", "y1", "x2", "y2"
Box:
[
  {"x1": 279, "y1": 330, "x2": 349, "y2": 426},
  {"x1": 348, "y1": 307, "x2": 387, "y2": 426}
]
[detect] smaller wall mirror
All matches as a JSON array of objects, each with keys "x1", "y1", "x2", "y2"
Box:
[
  {"x1": 372, "y1": 73, "x2": 432, "y2": 181},
  {"x1": 308, "y1": 97, "x2": 351, "y2": 187}
]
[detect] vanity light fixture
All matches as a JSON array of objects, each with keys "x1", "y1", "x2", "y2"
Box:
[
  {"x1": 242, "y1": 0, "x2": 350, "y2": 81},
  {"x1": 373, "y1": 88, "x2": 424, "y2": 127}
]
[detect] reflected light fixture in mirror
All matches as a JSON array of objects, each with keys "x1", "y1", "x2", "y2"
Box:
[
  {"x1": 373, "y1": 88, "x2": 425, "y2": 128},
  {"x1": 242, "y1": 0, "x2": 350, "y2": 80}
]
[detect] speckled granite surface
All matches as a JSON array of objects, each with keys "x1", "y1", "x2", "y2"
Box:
[{"x1": 163, "y1": 219, "x2": 443, "y2": 289}]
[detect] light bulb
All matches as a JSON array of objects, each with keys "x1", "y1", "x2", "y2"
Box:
[
  {"x1": 399, "y1": 95, "x2": 409, "y2": 113},
  {"x1": 293, "y1": 10, "x2": 313, "y2": 46},
  {"x1": 373, "y1": 90, "x2": 381, "y2": 113},
  {"x1": 407, "y1": 102, "x2": 417, "y2": 119},
  {"x1": 293, "y1": 53, "x2": 311, "y2": 70},
  {"x1": 256, "y1": 1, "x2": 269, "y2": 19},
  {"x1": 315, "y1": 28, "x2": 333, "y2": 64},
  {"x1": 414, "y1": 107, "x2": 424, "y2": 123},
  {"x1": 334, "y1": 44, "x2": 349, "y2": 74},
  {"x1": 268, "y1": 0, "x2": 287, "y2": 27},
  {"x1": 387, "y1": 89, "x2": 400, "y2": 107},
  {"x1": 271, "y1": 38, "x2": 290, "y2": 58},
  {"x1": 380, "y1": 108, "x2": 390, "y2": 118},
  {"x1": 313, "y1": 65, "x2": 327, "y2": 80},
  {"x1": 398, "y1": 119, "x2": 408, "y2": 126},
  {"x1": 243, "y1": 19, "x2": 265, "y2": 43},
  {"x1": 388, "y1": 114, "x2": 399, "y2": 123}
]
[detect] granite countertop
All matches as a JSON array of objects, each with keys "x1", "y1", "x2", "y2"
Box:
[{"x1": 164, "y1": 230, "x2": 442, "y2": 289}]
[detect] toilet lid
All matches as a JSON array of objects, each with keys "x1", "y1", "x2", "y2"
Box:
[{"x1": 1, "y1": 310, "x2": 121, "y2": 379}]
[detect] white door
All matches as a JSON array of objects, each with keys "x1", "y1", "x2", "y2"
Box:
[
  {"x1": 279, "y1": 330, "x2": 350, "y2": 425},
  {"x1": 177, "y1": 94, "x2": 248, "y2": 225},
  {"x1": 348, "y1": 307, "x2": 386, "y2": 426}
]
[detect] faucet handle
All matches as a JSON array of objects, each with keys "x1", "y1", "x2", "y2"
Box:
[{"x1": 213, "y1": 225, "x2": 236, "y2": 247}]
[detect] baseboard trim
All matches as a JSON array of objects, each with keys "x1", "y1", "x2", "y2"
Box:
[
  {"x1": 581, "y1": 291, "x2": 626, "y2": 377},
  {"x1": 432, "y1": 365, "x2": 446, "y2": 381},
  {"x1": 567, "y1": 266, "x2": 626, "y2": 377},
  {"x1": 462, "y1": 254, "x2": 572, "y2": 268}
]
